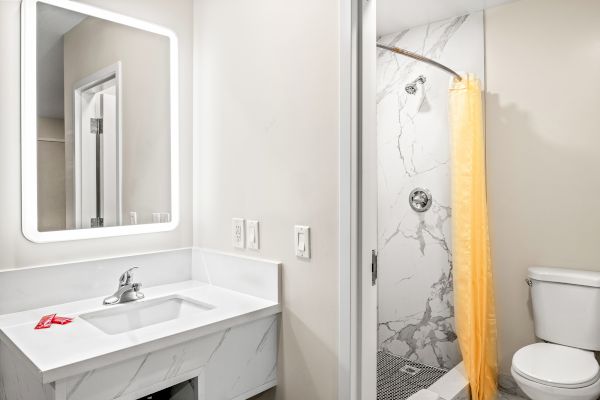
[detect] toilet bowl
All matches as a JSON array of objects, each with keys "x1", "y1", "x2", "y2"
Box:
[
  {"x1": 511, "y1": 267, "x2": 600, "y2": 399},
  {"x1": 511, "y1": 343, "x2": 600, "y2": 400}
]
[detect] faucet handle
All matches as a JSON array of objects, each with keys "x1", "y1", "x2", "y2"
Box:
[{"x1": 119, "y1": 267, "x2": 139, "y2": 286}]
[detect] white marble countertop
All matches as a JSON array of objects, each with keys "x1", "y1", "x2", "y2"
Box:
[{"x1": 0, "y1": 280, "x2": 280, "y2": 384}]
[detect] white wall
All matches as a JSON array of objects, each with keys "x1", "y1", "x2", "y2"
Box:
[
  {"x1": 485, "y1": 0, "x2": 600, "y2": 381},
  {"x1": 0, "y1": 0, "x2": 193, "y2": 269},
  {"x1": 193, "y1": 0, "x2": 340, "y2": 399},
  {"x1": 37, "y1": 117, "x2": 66, "y2": 231}
]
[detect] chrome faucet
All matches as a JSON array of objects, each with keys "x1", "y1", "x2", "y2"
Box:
[{"x1": 103, "y1": 267, "x2": 145, "y2": 305}]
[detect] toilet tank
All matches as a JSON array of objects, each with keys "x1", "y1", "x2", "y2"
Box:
[{"x1": 529, "y1": 267, "x2": 600, "y2": 350}]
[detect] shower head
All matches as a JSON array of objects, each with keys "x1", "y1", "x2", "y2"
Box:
[
  {"x1": 405, "y1": 83, "x2": 417, "y2": 95},
  {"x1": 405, "y1": 75, "x2": 426, "y2": 95}
]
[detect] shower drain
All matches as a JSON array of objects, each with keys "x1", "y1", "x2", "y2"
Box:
[
  {"x1": 377, "y1": 351, "x2": 448, "y2": 400},
  {"x1": 399, "y1": 365, "x2": 421, "y2": 376}
]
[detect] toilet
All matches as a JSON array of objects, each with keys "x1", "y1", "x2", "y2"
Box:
[{"x1": 512, "y1": 267, "x2": 600, "y2": 400}]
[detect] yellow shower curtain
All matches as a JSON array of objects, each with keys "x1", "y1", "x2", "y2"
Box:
[{"x1": 449, "y1": 74, "x2": 498, "y2": 400}]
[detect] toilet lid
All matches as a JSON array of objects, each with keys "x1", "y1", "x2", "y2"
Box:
[{"x1": 512, "y1": 343, "x2": 600, "y2": 389}]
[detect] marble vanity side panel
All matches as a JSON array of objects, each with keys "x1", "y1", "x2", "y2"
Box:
[
  {"x1": 62, "y1": 345, "x2": 211, "y2": 400},
  {"x1": 0, "y1": 342, "x2": 53, "y2": 400},
  {"x1": 0, "y1": 248, "x2": 192, "y2": 315},
  {"x1": 376, "y1": 12, "x2": 484, "y2": 369},
  {"x1": 63, "y1": 315, "x2": 278, "y2": 400},
  {"x1": 205, "y1": 314, "x2": 278, "y2": 399},
  {"x1": 192, "y1": 249, "x2": 281, "y2": 303}
]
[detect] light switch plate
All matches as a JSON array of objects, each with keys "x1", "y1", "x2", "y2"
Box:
[
  {"x1": 294, "y1": 225, "x2": 310, "y2": 258},
  {"x1": 232, "y1": 218, "x2": 245, "y2": 248},
  {"x1": 246, "y1": 220, "x2": 259, "y2": 250}
]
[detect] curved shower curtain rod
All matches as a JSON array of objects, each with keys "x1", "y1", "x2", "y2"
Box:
[{"x1": 376, "y1": 43, "x2": 463, "y2": 81}]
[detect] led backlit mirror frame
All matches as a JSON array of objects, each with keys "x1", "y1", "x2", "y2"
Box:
[{"x1": 21, "y1": 0, "x2": 180, "y2": 242}]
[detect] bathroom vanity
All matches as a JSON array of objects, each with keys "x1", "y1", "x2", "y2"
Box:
[{"x1": 0, "y1": 249, "x2": 281, "y2": 400}]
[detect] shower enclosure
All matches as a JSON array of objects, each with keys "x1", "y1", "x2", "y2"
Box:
[{"x1": 375, "y1": 12, "x2": 484, "y2": 400}]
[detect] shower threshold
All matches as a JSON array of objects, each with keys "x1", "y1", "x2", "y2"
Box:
[{"x1": 377, "y1": 351, "x2": 448, "y2": 400}]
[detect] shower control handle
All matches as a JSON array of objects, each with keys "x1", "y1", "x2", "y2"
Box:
[{"x1": 409, "y1": 188, "x2": 432, "y2": 212}]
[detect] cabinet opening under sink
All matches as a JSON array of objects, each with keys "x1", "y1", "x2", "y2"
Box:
[
  {"x1": 80, "y1": 295, "x2": 214, "y2": 335},
  {"x1": 138, "y1": 379, "x2": 196, "y2": 400}
]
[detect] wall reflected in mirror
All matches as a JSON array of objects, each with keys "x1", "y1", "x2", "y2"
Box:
[{"x1": 36, "y1": 2, "x2": 171, "y2": 232}]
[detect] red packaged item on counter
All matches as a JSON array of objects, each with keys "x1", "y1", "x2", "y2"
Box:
[
  {"x1": 34, "y1": 314, "x2": 56, "y2": 330},
  {"x1": 52, "y1": 316, "x2": 73, "y2": 325}
]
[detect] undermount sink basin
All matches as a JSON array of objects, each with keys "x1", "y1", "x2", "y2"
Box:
[{"x1": 80, "y1": 295, "x2": 214, "y2": 335}]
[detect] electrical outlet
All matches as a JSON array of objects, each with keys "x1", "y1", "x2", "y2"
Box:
[
  {"x1": 246, "y1": 220, "x2": 259, "y2": 250},
  {"x1": 232, "y1": 218, "x2": 245, "y2": 248},
  {"x1": 129, "y1": 211, "x2": 137, "y2": 225}
]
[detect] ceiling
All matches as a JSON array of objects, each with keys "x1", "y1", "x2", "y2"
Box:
[
  {"x1": 37, "y1": 3, "x2": 87, "y2": 118},
  {"x1": 377, "y1": 0, "x2": 517, "y2": 36}
]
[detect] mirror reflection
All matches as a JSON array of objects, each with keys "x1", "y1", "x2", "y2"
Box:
[{"x1": 36, "y1": 2, "x2": 171, "y2": 232}]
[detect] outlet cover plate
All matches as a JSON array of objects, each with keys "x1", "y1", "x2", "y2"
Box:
[{"x1": 232, "y1": 218, "x2": 245, "y2": 248}]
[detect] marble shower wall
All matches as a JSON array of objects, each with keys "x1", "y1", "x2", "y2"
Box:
[{"x1": 377, "y1": 12, "x2": 484, "y2": 370}]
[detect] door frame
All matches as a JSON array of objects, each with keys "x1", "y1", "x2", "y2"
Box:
[
  {"x1": 338, "y1": 0, "x2": 358, "y2": 397},
  {"x1": 338, "y1": 0, "x2": 377, "y2": 399},
  {"x1": 359, "y1": 0, "x2": 378, "y2": 398},
  {"x1": 72, "y1": 62, "x2": 123, "y2": 229}
]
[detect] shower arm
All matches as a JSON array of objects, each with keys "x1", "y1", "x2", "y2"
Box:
[{"x1": 376, "y1": 43, "x2": 463, "y2": 81}]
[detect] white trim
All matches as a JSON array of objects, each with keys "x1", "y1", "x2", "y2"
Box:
[
  {"x1": 192, "y1": 0, "x2": 201, "y2": 247},
  {"x1": 339, "y1": 0, "x2": 359, "y2": 399},
  {"x1": 340, "y1": 1, "x2": 378, "y2": 398},
  {"x1": 359, "y1": 0, "x2": 378, "y2": 398},
  {"x1": 21, "y1": 0, "x2": 180, "y2": 242}
]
